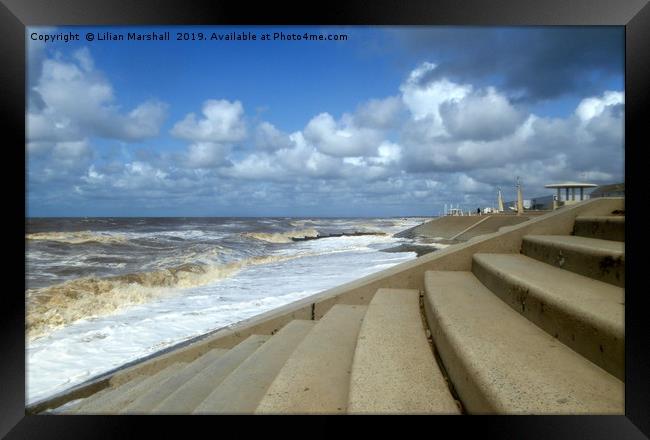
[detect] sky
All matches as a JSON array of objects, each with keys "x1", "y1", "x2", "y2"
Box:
[{"x1": 26, "y1": 26, "x2": 625, "y2": 217}]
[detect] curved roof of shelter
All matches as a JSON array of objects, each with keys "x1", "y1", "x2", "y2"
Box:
[{"x1": 544, "y1": 182, "x2": 598, "y2": 188}]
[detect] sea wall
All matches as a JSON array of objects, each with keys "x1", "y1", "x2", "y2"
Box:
[{"x1": 27, "y1": 197, "x2": 624, "y2": 414}]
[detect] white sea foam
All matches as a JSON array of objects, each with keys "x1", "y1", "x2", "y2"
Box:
[
  {"x1": 27, "y1": 231, "x2": 128, "y2": 245},
  {"x1": 26, "y1": 233, "x2": 406, "y2": 340},
  {"x1": 26, "y1": 218, "x2": 425, "y2": 405},
  {"x1": 242, "y1": 228, "x2": 320, "y2": 243},
  {"x1": 26, "y1": 252, "x2": 321, "y2": 340}
]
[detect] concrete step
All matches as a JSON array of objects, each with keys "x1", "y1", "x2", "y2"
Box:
[
  {"x1": 255, "y1": 304, "x2": 367, "y2": 414},
  {"x1": 348, "y1": 288, "x2": 460, "y2": 414},
  {"x1": 119, "y1": 348, "x2": 228, "y2": 414},
  {"x1": 193, "y1": 320, "x2": 316, "y2": 414},
  {"x1": 150, "y1": 334, "x2": 269, "y2": 414},
  {"x1": 73, "y1": 363, "x2": 186, "y2": 414},
  {"x1": 423, "y1": 270, "x2": 623, "y2": 414},
  {"x1": 61, "y1": 375, "x2": 147, "y2": 413},
  {"x1": 521, "y1": 235, "x2": 624, "y2": 287},
  {"x1": 574, "y1": 216, "x2": 624, "y2": 242},
  {"x1": 52, "y1": 397, "x2": 91, "y2": 414},
  {"x1": 472, "y1": 253, "x2": 624, "y2": 380}
]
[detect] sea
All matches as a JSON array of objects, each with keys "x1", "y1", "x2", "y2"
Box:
[{"x1": 25, "y1": 216, "x2": 439, "y2": 404}]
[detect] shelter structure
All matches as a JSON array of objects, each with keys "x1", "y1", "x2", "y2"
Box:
[{"x1": 544, "y1": 182, "x2": 597, "y2": 208}]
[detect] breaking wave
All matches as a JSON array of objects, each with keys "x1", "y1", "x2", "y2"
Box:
[
  {"x1": 242, "y1": 228, "x2": 320, "y2": 243},
  {"x1": 352, "y1": 223, "x2": 393, "y2": 233},
  {"x1": 27, "y1": 231, "x2": 127, "y2": 245},
  {"x1": 26, "y1": 254, "x2": 301, "y2": 340},
  {"x1": 289, "y1": 220, "x2": 316, "y2": 227}
]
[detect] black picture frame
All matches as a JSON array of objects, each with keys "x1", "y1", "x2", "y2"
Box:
[{"x1": 3, "y1": 0, "x2": 648, "y2": 438}]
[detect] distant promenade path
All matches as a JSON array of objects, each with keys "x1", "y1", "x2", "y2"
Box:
[{"x1": 394, "y1": 214, "x2": 537, "y2": 243}]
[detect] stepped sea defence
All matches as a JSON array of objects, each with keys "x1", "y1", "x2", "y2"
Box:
[{"x1": 29, "y1": 199, "x2": 625, "y2": 415}]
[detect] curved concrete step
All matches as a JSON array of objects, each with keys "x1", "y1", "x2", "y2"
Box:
[
  {"x1": 74, "y1": 363, "x2": 186, "y2": 414},
  {"x1": 472, "y1": 253, "x2": 624, "y2": 380},
  {"x1": 423, "y1": 270, "x2": 623, "y2": 414},
  {"x1": 150, "y1": 334, "x2": 269, "y2": 414},
  {"x1": 452, "y1": 216, "x2": 530, "y2": 241},
  {"x1": 401, "y1": 216, "x2": 484, "y2": 240},
  {"x1": 193, "y1": 320, "x2": 316, "y2": 414},
  {"x1": 255, "y1": 304, "x2": 367, "y2": 414},
  {"x1": 574, "y1": 216, "x2": 624, "y2": 242},
  {"x1": 119, "y1": 348, "x2": 228, "y2": 414},
  {"x1": 348, "y1": 288, "x2": 459, "y2": 414},
  {"x1": 521, "y1": 235, "x2": 624, "y2": 287}
]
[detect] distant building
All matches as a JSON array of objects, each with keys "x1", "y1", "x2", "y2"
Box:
[
  {"x1": 529, "y1": 195, "x2": 555, "y2": 210},
  {"x1": 589, "y1": 183, "x2": 624, "y2": 198}
]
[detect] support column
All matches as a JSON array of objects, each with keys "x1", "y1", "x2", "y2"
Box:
[
  {"x1": 557, "y1": 188, "x2": 561, "y2": 201},
  {"x1": 572, "y1": 187, "x2": 575, "y2": 201},
  {"x1": 565, "y1": 188, "x2": 569, "y2": 201},
  {"x1": 580, "y1": 187, "x2": 584, "y2": 200}
]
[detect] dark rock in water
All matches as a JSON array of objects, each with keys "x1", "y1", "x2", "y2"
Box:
[
  {"x1": 291, "y1": 231, "x2": 387, "y2": 242},
  {"x1": 381, "y1": 244, "x2": 439, "y2": 257},
  {"x1": 393, "y1": 226, "x2": 417, "y2": 239}
]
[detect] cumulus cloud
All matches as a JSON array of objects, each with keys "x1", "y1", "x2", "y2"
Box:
[
  {"x1": 81, "y1": 164, "x2": 105, "y2": 184},
  {"x1": 254, "y1": 121, "x2": 293, "y2": 151},
  {"x1": 371, "y1": 141, "x2": 402, "y2": 166},
  {"x1": 185, "y1": 142, "x2": 231, "y2": 168},
  {"x1": 120, "y1": 101, "x2": 168, "y2": 140},
  {"x1": 171, "y1": 99, "x2": 246, "y2": 143},
  {"x1": 399, "y1": 63, "x2": 525, "y2": 143},
  {"x1": 170, "y1": 99, "x2": 249, "y2": 168},
  {"x1": 280, "y1": 134, "x2": 343, "y2": 178},
  {"x1": 224, "y1": 153, "x2": 284, "y2": 180},
  {"x1": 352, "y1": 96, "x2": 403, "y2": 129},
  {"x1": 575, "y1": 91, "x2": 624, "y2": 122},
  {"x1": 398, "y1": 60, "x2": 624, "y2": 192},
  {"x1": 303, "y1": 112, "x2": 384, "y2": 157},
  {"x1": 27, "y1": 48, "x2": 168, "y2": 146},
  {"x1": 440, "y1": 87, "x2": 525, "y2": 141},
  {"x1": 400, "y1": 62, "x2": 471, "y2": 132},
  {"x1": 28, "y1": 138, "x2": 94, "y2": 172},
  {"x1": 113, "y1": 161, "x2": 169, "y2": 190},
  {"x1": 224, "y1": 130, "x2": 400, "y2": 183},
  {"x1": 26, "y1": 27, "x2": 54, "y2": 111},
  {"x1": 76, "y1": 161, "x2": 180, "y2": 200},
  {"x1": 72, "y1": 47, "x2": 94, "y2": 72},
  {"x1": 52, "y1": 139, "x2": 92, "y2": 161}
]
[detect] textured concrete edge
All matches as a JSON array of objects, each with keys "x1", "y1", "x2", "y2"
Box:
[{"x1": 27, "y1": 197, "x2": 624, "y2": 414}]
